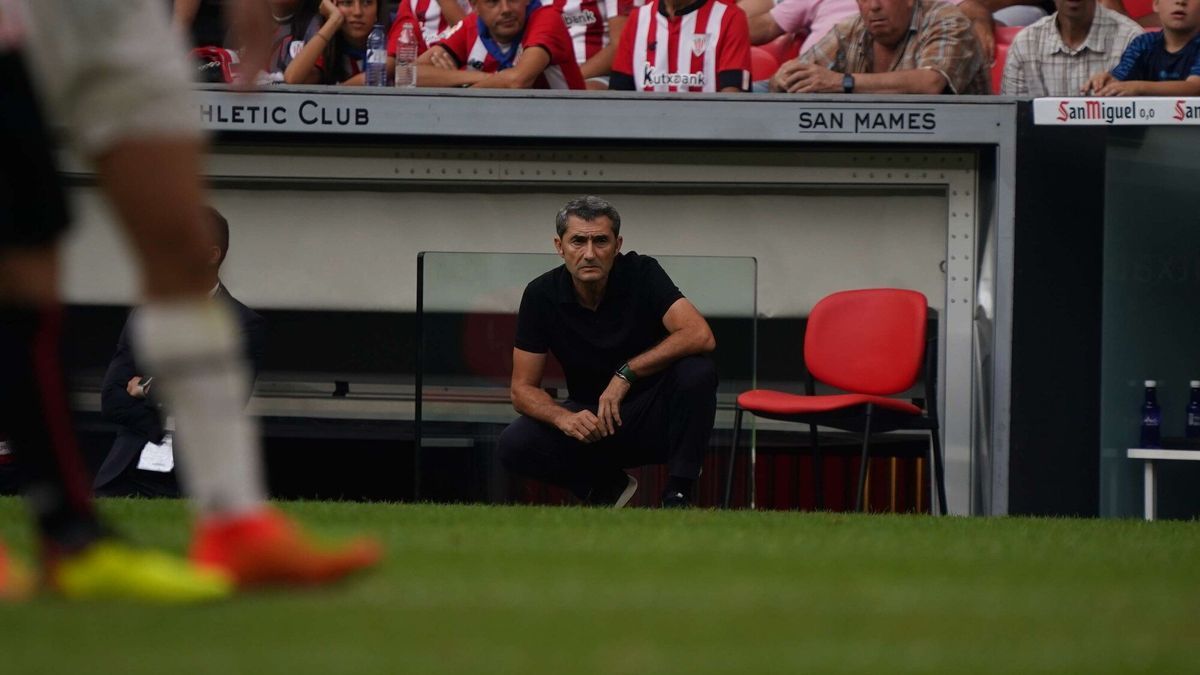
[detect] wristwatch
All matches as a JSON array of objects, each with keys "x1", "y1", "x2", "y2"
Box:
[
  {"x1": 615, "y1": 362, "x2": 638, "y2": 384},
  {"x1": 842, "y1": 73, "x2": 855, "y2": 94}
]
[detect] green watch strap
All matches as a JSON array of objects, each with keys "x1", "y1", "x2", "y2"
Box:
[{"x1": 615, "y1": 362, "x2": 638, "y2": 384}]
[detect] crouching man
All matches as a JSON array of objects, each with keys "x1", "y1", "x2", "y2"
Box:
[{"x1": 498, "y1": 196, "x2": 718, "y2": 508}]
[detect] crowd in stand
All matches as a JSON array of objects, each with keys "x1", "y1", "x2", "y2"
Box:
[{"x1": 178, "y1": 0, "x2": 1200, "y2": 95}]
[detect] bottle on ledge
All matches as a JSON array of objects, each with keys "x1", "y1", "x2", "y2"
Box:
[
  {"x1": 1140, "y1": 380, "x2": 1161, "y2": 449},
  {"x1": 1186, "y1": 380, "x2": 1200, "y2": 439},
  {"x1": 365, "y1": 24, "x2": 387, "y2": 86},
  {"x1": 394, "y1": 22, "x2": 418, "y2": 88}
]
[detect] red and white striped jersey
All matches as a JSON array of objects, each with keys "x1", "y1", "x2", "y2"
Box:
[
  {"x1": 433, "y1": 6, "x2": 586, "y2": 89},
  {"x1": 610, "y1": 0, "x2": 749, "y2": 92},
  {"x1": 397, "y1": 0, "x2": 472, "y2": 48},
  {"x1": 550, "y1": 0, "x2": 641, "y2": 65}
]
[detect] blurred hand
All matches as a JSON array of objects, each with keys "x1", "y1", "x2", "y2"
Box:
[
  {"x1": 227, "y1": 0, "x2": 274, "y2": 88},
  {"x1": 596, "y1": 376, "x2": 630, "y2": 437},
  {"x1": 430, "y1": 47, "x2": 458, "y2": 70},
  {"x1": 781, "y1": 63, "x2": 843, "y2": 93},
  {"x1": 127, "y1": 376, "x2": 147, "y2": 399},
  {"x1": 1097, "y1": 79, "x2": 1140, "y2": 96},
  {"x1": 557, "y1": 409, "x2": 605, "y2": 443},
  {"x1": 1082, "y1": 71, "x2": 1114, "y2": 95}
]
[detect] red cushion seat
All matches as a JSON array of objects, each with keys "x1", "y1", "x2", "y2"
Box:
[{"x1": 737, "y1": 389, "x2": 923, "y2": 416}]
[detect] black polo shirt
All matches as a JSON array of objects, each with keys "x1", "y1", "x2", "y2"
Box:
[{"x1": 514, "y1": 252, "x2": 684, "y2": 404}]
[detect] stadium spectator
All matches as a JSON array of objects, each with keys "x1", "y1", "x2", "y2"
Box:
[
  {"x1": 94, "y1": 207, "x2": 265, "y2": 499},
  {"x1": 400, "y1": 0, "x2": 472, "y2": 45},
  {"x1": 744, "y1": 0, "x2": 995, "y2": 64},
  {"x1": 498, "y1": 196, "x2": 718, "y2": 509},
  {"x1": 1, "y1": 0, "x2": 379, "y2": 602},
  {"x1": 1001, "y1": 0, "x2": 1141, "y2": 96},
  {"x1": 1084, "y1": 0, "x2": 1200, "y2": 94},
  {"x1": 552, "y1": 0, "x2": 650, "y2": 87},
  {"x1": 284, "y1": 0, "x2": 379, "y2": 84},
  {"x1": 415, "y1": 0, "x2": 586, "y2": 88},
  {"x1": 768, "y1": 0, "x2": 990, "y2": 93},
  {"x1": 609, "y1": 0, "x2": 752, "y2": 92},
  {"x1": 260, "y1": 0, "x2": 322, "y2": 83}
]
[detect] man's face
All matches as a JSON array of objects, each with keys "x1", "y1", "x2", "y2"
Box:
[
  {"x1": 1156, "y1": 0, "x2": 1200, "y2": 33},
  {"x1": 856, "y1": 0, "x2": 915, "y2": 48},
  {"x1": 476, "y1": 0, "x2": 529, "y2": 42},
  {"x1": 554, "y1": 216, "x2": 622, "y2": 285},
  {"x1": 1054, "y1": 0, "x2": 1096, "y2": 23}
]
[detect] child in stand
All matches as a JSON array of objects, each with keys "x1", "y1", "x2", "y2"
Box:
[
  {"x1": 1084, "y1": 0, "x2": 1200, "y2": 95},
  {"x1": 285, "y1": 0, "x2": 380, "y2": 84}
]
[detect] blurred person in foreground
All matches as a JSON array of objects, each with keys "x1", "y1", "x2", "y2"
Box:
[
  {"x1": 498, "y1": 196, "x2": 718, "y2": 509},
  {"x1": 415, "y1": 0, "x2": 587, "y2": 88},
  {"x1": 1084, "y1": 0, "x2": 1200, "y2": 94},
  {"x1": 94, "y1": 207, "x2": 265, "y2": 499},
  {"x1": 0, "y1": 0, "x2": 379, "y2": 603},
  {"x1": 1001, "y1": 0, "x2": 1141, "y2": 96},
  {"x1": 768, "y1": 0, "x2": 990, "y2": 93}
]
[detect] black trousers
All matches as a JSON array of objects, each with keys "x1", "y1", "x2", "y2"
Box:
[{"x1": 498, "y1": 355, "x2": 718, "y2": 499}]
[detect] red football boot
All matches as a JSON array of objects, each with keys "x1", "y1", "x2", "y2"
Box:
[{"x1": 190, "y1": 508, "x2": 382, "y2": 588}]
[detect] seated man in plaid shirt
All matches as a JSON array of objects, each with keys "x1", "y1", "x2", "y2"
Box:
[
  {"x1": 768, "y1": 0, "x2": 989, "y2": 94},
  {"x1": 1002, "y1": 0, "x2": 1141, "y2": 97}
]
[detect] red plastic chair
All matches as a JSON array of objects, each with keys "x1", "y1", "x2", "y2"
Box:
[
  {"x1": 751, "y1": 47, "x2": 780, "y2": 82},
  {"x1": 1122, "y1": 0, "x2": 1154, "y2": 19},
  {"x1": 991, "y1": 26, "x2": 1022, "y2": 94},
  {"x1": 723, "y1": 289, "x2": 946, "y2": 513},
  {"x1": 760, "y1": 32, "x2": 805, "y2": 64}
]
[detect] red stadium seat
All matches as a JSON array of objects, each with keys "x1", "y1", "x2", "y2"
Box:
[
  {"x1": 761, "y1": 32, "x2": 804, "y2": 64},
  {"x1": 1123, "y1": 0, "x2": 1155, "y2": 19},
  {"x1": 723, "y1": 289, "x2": 946, "y2": 513},
  {"x1": 750, "y1": 47, "x2": 780, "y2": 82},
  {"x1": 991, "y1": 26, "x2": 1023, "y2": 94}
]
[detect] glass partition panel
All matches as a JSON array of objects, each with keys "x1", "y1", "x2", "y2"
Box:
[
  {"x1": 1101, "y1": 127, "x2": 1200, "y2": 518},
  {"x1": 415, "y1": 251, "x2": 757, "y2": 501}
]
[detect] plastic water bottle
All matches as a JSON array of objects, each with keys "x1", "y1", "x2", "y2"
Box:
[
  {"x1": 1186, "y1": 380, "x2": 1200, "y2": 439},
  {"x1": 394, "y1": 22, "x2": 418, "y2": 88},
  {"x1": 1140, "y1": 380, "x2": 1162, "y2": 448},
  {"x1": 365, "y1": 24, "x2": 387, "y2": 86}
]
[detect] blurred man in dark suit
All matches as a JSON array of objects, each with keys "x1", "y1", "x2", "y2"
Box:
[{"x1": 94, "y1": 207, "x2": 265, "y2": 497}]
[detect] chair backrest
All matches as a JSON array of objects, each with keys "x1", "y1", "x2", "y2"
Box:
[
  {"x1": 750, "y1": 46, "x2": 780, "y2": 82},
  {"x1": 1124, "y1": 0, "x2": 1154, "y2": 19},
  {"x1": 803, "y1": 289, "x2": 928, "y2": 396}
]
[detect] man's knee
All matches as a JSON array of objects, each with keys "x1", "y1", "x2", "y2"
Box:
[
  {"x1": 497, "y1": 416, "x2": 544, "y2": 472},
  {"x1": 669, "y1": 355, "x2": 718, "y2": 395}
]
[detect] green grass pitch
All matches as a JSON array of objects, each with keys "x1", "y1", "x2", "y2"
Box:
[{"x1": 1, "y1": 497, "x2": 1197, "y2": 674}]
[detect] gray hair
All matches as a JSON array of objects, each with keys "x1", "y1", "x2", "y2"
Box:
[{"x1": 555, "y1": 196, "x2": 621, "y2": 238}]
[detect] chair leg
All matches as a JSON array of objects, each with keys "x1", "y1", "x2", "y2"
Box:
[
  {"x1": 855, "y1": 404, "x2": 874, "y2": 513},
  {"x1": 930, "y1": 427, "x2": 948, "y2": 516},
  {"x1": 724, "y1": 408, "x2": 744, "y2": 509},
  {"x1": 809, "y1": 422, "x2": 823, "y2": 510}
]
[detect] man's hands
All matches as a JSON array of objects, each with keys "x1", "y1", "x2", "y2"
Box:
[
  {"x1": 769, "y1": 62, "x2": 843, "y2": 93},
  {"x1": 556, "y1": 409, "x2": 605, "y2": 442},
  {"x1": 1082, "y1": 71, "x2": 1116, "y2": 95},
  {"x1": 596, "y1": 375, "x2": 630, "y2": 437},
  {"x1": 429, "y1": 46, "x2": 458, "y2": 70},
  {"x1": 127, "y1": 376, "x2": 149, "y2": 399},
  {"x1": 554, "y1": 375, "x2": 631, "y2": 443}
]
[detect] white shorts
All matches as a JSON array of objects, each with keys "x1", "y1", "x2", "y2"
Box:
[{"x1": 13, "y1": 0, "x2": 201, "y2": 157}]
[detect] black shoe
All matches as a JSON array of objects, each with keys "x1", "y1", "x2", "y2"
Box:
[
  {"x1": 585, "y1": 472, "x2": 638, "y2": 508},
  {"x1": 661, "y1": 491, "x2": 690, "y2": 509}
]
